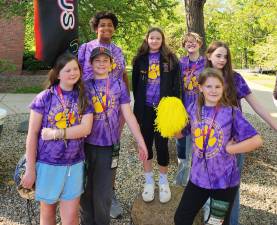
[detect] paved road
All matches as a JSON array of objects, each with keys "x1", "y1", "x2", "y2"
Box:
[{"x1": 241, "y1": 80, "x2": 277, "y2": 122}]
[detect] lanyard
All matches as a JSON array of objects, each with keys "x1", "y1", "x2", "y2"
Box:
[
  {"x1": 92, "y1": 78, "x2": 115, "y2": 145},
  {"x1": 202, "y1": 105, "x2": 219, "y2": 154},
  {"x1": 92, "y1": 78, "x2": 110, "y2": 112},
  {"x1": 185, "y1": 56, "x2": 201, "y2": 87},
  {"x1": 201, "y1": 105, "x2": 236, "y2": 189},
  {"x1": 57, "y1": 85, "x2": 73, "y2": 127}
]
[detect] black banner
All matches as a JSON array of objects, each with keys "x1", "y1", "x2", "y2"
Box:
[{"x1": 34, "y1": 0, "x2": 78, "y2": 66}]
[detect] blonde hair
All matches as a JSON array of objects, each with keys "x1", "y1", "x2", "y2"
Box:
[{"x1": 182, "y1": 32, "x2": 203, "y2": 48}]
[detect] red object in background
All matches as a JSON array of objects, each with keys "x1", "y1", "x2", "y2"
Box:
[{"x1": 34, "y1": 0, "x2": 79, "y2": 66}]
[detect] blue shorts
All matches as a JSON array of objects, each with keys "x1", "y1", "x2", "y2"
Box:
[{"x1": 35, "y1": 161, "x2": 84, "y2": 204}]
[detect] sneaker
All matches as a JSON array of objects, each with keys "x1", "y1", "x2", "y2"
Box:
[
  {"x1": 110, "y1": 190, "x2": 123, "y2": 219},
  {"x1": 159, "y1": 183, "x2": 171, "y2": 203},
  {"x1": 142, "y1": 183, "x2": 155, "y2": 202}
]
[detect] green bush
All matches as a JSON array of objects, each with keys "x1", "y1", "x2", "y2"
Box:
[{"x1": 23, "y1": 51, "x2": 51, "y2": 71}]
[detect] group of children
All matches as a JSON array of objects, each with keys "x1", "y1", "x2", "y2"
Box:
[{"x1": 21, "y1": 11, "x2": 277, "y2": 225}]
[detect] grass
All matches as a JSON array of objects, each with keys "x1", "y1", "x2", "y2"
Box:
[
  {"x1": 15, "y1": 86, "x2": 43, "y2": 93},
  {"x1": 239, "y1": 71, "x2": 276, "y2": 89}
]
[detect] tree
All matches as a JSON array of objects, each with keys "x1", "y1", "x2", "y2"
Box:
[
  {"x1": 184, "y1": 0, "x2": 206, "y2": 53},
  {"x1": 78, "y1": 0, "x2": 179, "y2": 63}
]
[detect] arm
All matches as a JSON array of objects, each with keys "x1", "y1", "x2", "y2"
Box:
[
  {"x1": 41, "y1": 113, "x2": 93, "y2": 140},
  {"x1": 120, "y1": 103, "x2": 148, "y2": 161},
  {"x1": 226, "y1": 134, "x2": 263, "y2": 154},
  {"x1": 245, "y1": 93, "x2": 277, "y2": 131},
  {"x1": 21, "y1": 110, "x2": 42, "y2": 189}
]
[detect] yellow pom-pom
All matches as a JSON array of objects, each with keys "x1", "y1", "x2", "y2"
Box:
[{"x1": 154, "y1": 97, "x2": 189, "y2": 138}]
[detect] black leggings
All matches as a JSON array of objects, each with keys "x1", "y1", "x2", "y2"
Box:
[
  {"x1": 174, "y1": 181, "x2": 238, "y2": 225},
  {"x1": 140, "y1": 105, "x2": 169, "y2": 166}
]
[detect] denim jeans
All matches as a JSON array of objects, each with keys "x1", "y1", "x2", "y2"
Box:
[
  {"x1": 230, "y1": 153, "x2": 245, "y2": 225},
  {"x1": 175, "y1": 135, "x2": 192, "y2": 185}
]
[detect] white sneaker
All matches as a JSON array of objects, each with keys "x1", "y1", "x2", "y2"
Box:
[
  {"x1": 159, "y1": 183, "x2": 171, "y2": 203},
  {"x1": 142, "y1": 183, "x2": 155, "y2": 202}
]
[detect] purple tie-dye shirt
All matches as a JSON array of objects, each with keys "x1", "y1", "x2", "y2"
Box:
[
  {"x1": 233, "y1": 72, "x2": 251, "y2": 108},
  {"x1": 187, "y1": 102, "x2": 257, "y2": 189},
  {"x1": 78, "y1": 39, "x2": 126, "y2": 81},
  {"x1": 180, "y1": 56, "x2": 205, "y2": 109},
  {"x1": 30, "y1": 86, "x2": 94, "y2": 165},
  {"x1": 85, "y1": 77, "x2": 130, "y2": 146},
  {"x1": 146, "y1": 52, "x2": 161, "y2": 106}
]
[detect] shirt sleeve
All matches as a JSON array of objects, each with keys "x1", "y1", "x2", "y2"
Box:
[
  {"x1": 119, "y1": 79, "x2": 131, "y2": 104},
  {"x1": 232, "y1": 107, "x2": 258, "y2": 142},
  {"x1": 234, "y1": 72, "x2": 251, "y2": 99},
  {"x1": 83, "y1": 82, "x2": 94, "y2": 115},
  {"x1": 29, "y1": 90, "x2": 50, "y2": 115},
  {"x1": 78, "y1": 43, "x2": 87, "y2": 70}
]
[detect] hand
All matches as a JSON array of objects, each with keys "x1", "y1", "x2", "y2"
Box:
[
  {"x1": 226, "y1": 139, "x2": 236, "y2": 154},
  {"x1": 137, "y1": 141, "x2": 148, "y2": 161},
  {"x1": 41, "y1": 128, "x2": 58, "y2": 140},
  {"x1": 21, "y1": 169, "x2": 36, "y2": 189},
  {"x1": 175, "y1": 131, "x2": 184, "y2": 139}
]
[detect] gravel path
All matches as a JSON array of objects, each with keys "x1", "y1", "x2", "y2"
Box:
[{"x1": 0, "y1": 113, "x2": 276, "y2": 225}]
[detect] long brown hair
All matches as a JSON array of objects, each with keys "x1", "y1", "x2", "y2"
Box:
[
  {"x1": 132, "y1": 27, "x2": 178, "y2": 69},
  {"x1": 197, "y1": 68, "x2": 229, "y2": 120},
  {"x1": 46, "y1": 52, "x2": 88, "y2": 114},
  {"x1": 205, "y1": 41, "x2": 238, "y2": 107}
]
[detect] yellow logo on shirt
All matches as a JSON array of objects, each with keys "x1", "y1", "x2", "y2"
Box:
[
  {"x1": 92, "y1": 94, "x2": 110, "y2": 113},
  {"x1": 54, "y1": 111, "x2": 76, "y2": 128},
  {"x1": 148, "y1": 64, "x2": 160, "y2": 79},
  {"x1": 194, "y1": 125, "x2": 217, "y2": 150},
  {"x1": 184, "y1": 75, "x2": 199, "y2": 91}
]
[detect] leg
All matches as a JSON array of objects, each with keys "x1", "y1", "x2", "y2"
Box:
[
  {"x1": 154, "y1": 109, "x2": 171, "y2": 203},
  {"x1": 141, "y1": 106, "x2": 155, "y2": 202},
  {"x1": 176, "y1": 136, "x2": 186, "y2": 159},
  {"x1": 110, "y1": 108, "x2": 125, "y2": 218},
  {"x1": 60, "y1": 198, "x2": 80, "y2": 225},
  {"x1": 110, "y1": 167, "x2": 123, "y2": 219},
  {"x1": 210, "y1": 186, "x2": 239, "y2": 225},
  {"x1": 40, "y1": 202, "x2": 57, "y2": 225},
  {"x1": 230, "y1": 154, "x2": 245, "y2": 225},
  {"x1": 175, "y1": 135, "x2": 192, "y2": 186},
  {"x1": 92, "y1": 148, "x2": 113, "y2": 225},
  {"x1": 80, "y1": 144, "x2": 95, "y2": 225},
  {"x1": 174, "y1": 181, "x2": 209, "y2": 225}
]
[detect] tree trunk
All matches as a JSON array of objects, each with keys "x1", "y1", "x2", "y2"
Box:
[{"x1": 184, "y1": 0, "x2": 206, "y2": 53}]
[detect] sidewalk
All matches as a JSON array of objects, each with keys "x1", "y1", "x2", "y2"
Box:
[
  {"x1": 241, "y1": 80, "x2": 277, "y2": 121},
  {"x1": 0, "y1": 80, "x2": 276, "y2": 119},
  {"x1": 0, "y1": 93, "x2": 36, "y2": 115}
]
